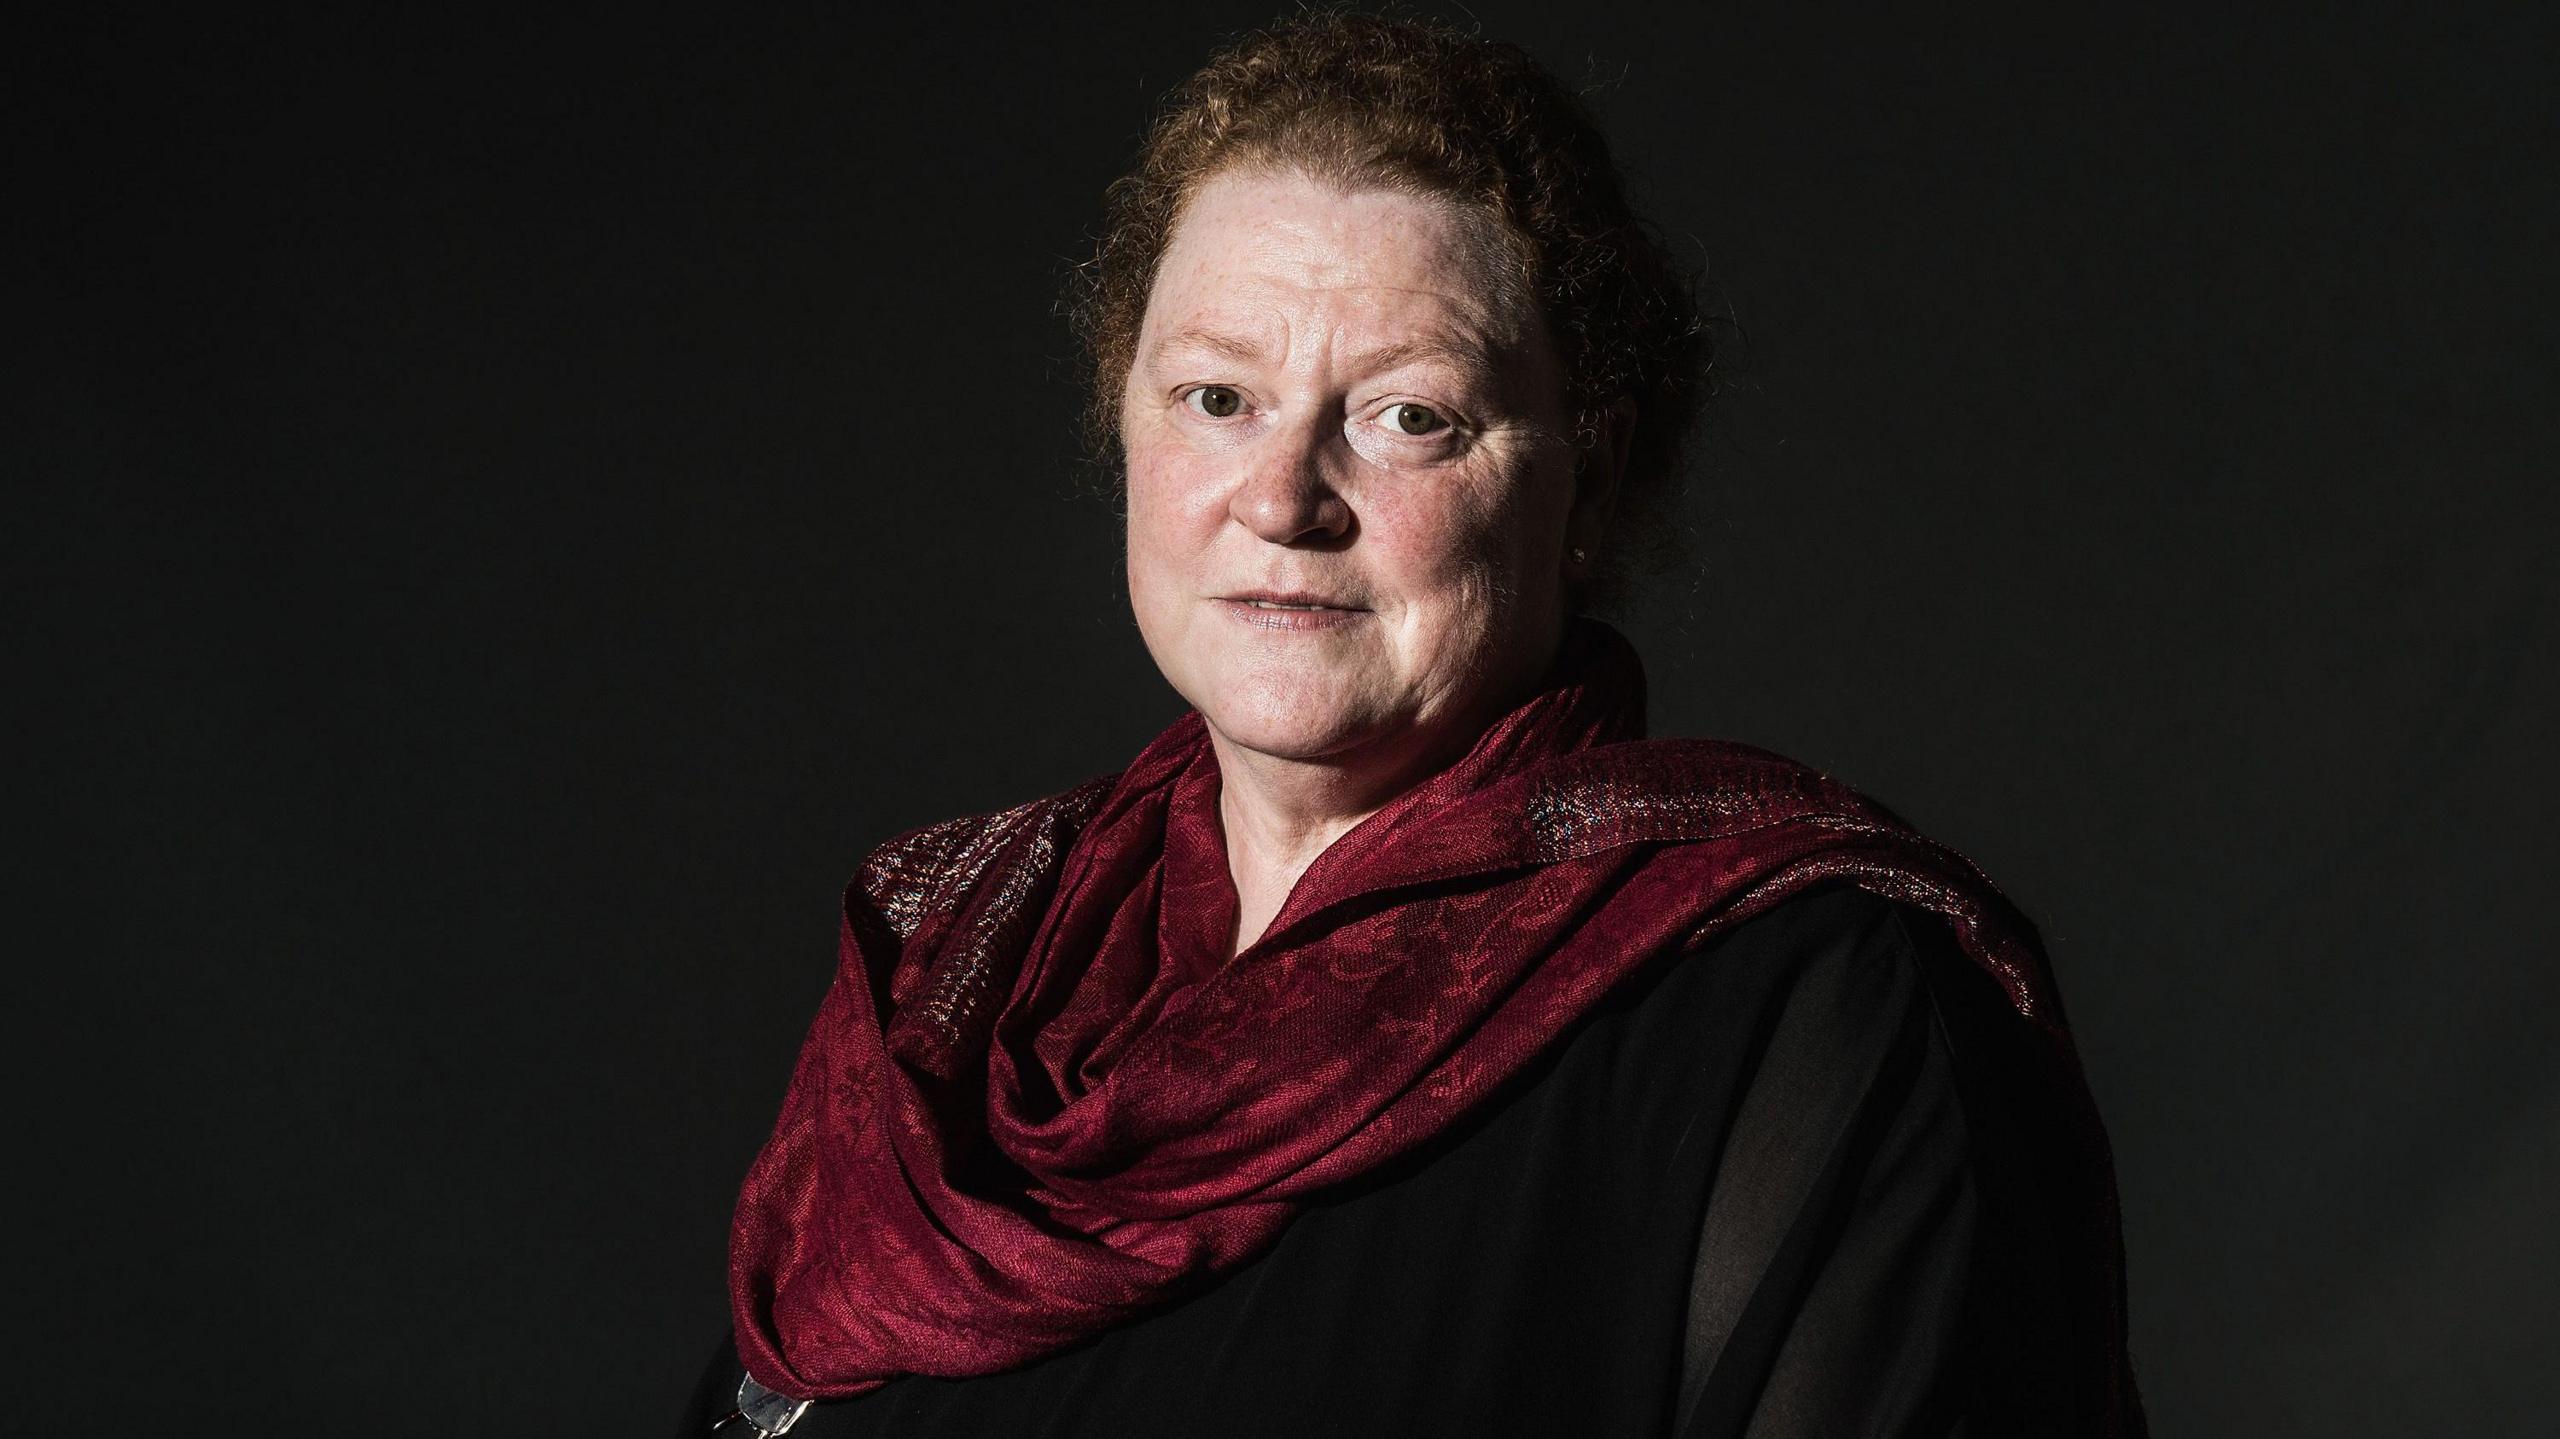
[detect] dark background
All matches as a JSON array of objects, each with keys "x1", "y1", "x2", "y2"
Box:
[{"x1": 19, "y1": 3, "x2": 2553, "y2": 1433}]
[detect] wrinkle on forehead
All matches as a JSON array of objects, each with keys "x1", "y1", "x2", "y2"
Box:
[
  {"x1": 1144, "y1": 318, "x2": 1503, "y2": 384},
  {"x1": 1144, "y1": 167, "x2": 1539, "y2": 354}
]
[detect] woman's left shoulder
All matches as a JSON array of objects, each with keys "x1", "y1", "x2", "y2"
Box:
[
  {"x1": 1649, "y1": 879, "x2": 2053, "y2": 1122},
  {"x1": 1664, "y1": 881, "x2": 2105, "y2": 1434},
  {"x1": 1677, "y1": 882, "x2": 1947, "y2": 1010}
]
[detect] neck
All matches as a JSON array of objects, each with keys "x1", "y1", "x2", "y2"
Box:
[
  {"x1": 1206, "y1": 630, "x2": 1570, "y2": 958},
  {"x1": 1208, "y1": 726, "x2": 1450, "y2": 960}
]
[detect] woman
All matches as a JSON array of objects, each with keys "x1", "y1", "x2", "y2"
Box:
[{"x1": 685, "y1": 12, "x2": 2142, "y2": 1436}]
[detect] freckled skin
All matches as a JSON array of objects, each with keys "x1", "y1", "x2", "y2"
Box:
[{"x1": 1120, "y1": 169, "x2": 1619, "y2": 951}]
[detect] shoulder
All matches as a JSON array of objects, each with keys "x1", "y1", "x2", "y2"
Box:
[
  {"x1": 1665, "y1": 886, "x2": 1989, "y2": 1264},
  {"x1": 1569, "y1": 884, "x2": 1951, "y2": 1151},
  {"x1": 1680, "y1": 882, "x2": 1936, "y2": 1014},
  {"x1": 1658, "y1": 882, "x2": 2031, "y2": 1122},
  {"x1": 847, "y1": 775, "x2": 1119, "y2": 942},
  {"x1": 1722, "y1": 883, "x2": 2055, "y2": 1099},
  {"x1": 1673, "y1": 880, "x2": 2086, "y2": 1250}
]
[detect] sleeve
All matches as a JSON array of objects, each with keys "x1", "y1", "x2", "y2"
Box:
[{"x1": 1672, "y1": 895, "x2": 2074, "y2": 1438}]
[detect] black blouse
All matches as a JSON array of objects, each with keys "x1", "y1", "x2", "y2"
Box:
[{"x1": 680, "y1": 881, "x2": 2084, "y2": 1437}]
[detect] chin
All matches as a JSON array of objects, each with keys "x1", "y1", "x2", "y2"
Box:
[
  {"x1": 1191, "y1": 669, "x2": 1390, "y2": 764},
  {"x1": 1201, "y1": 707, "x2": 1369, "y2": 763}
]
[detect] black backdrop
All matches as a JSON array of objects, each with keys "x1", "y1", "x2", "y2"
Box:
[{"x1": 20, "y1": 4, "x2": 2555, "y2": 1434}]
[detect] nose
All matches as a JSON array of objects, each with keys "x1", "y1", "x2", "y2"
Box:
[{"x1": 1227, "y1": 415, "x2": 1353, "y2": 547}]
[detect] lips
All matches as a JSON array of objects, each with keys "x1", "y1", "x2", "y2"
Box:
[
  {"x1": 1222, "y1": 589, "x2": 1366, "y2": 611},
  {"x1": 1214, "y1": 588, "x2": 1370, "y2": 631}
]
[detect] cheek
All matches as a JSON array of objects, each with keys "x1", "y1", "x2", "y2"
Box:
[
  {"x1": 1123, "y1": 443, "x2": 1215, "y2": 606},
  {"x1": 1366, "y1": 473, "x2": 1539, "y2": 600}
]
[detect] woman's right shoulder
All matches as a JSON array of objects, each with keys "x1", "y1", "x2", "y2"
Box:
[{"x1": 847, "y1": 775, "x2": 1121, "y2": 941}]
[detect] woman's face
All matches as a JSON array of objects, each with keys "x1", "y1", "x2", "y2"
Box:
[{"x1": 1122, "y1": 168, "x2": 1592, "y2": 772}]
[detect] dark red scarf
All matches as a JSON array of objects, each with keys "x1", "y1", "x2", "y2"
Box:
[{"x1": 729, "y1": 619, "x2": 2137, "y2": 1428}]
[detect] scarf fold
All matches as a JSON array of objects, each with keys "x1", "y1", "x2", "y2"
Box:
[{"x1": 728, "y1": 618, "x2": 2135, "y2": 1428}]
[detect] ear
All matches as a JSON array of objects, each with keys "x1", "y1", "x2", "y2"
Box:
[{"x1": 1566, "y1": 397, "x2": 1637, "y2": 564}]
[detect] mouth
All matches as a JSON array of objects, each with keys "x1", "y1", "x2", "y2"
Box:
[
  {"x1": 1215, "y1": 589, "x2": 1370, "y2": 630},
  {"x1": 1221, "y1": 590, "x2": 1366, "y2": 612}
]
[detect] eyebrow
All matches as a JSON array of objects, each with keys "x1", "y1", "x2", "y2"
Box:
[{"x1": 1144, "y1": 325, "x2": 1501, "y2": 385}]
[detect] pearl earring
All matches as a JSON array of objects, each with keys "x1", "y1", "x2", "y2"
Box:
[{"x1": 1569, "y1": 546, "x2": 1588, "y2": 565}]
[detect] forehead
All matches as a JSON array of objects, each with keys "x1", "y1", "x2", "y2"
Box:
[{"x1": 1142, "y1": 168, "x2": 1534, "y2": 348}]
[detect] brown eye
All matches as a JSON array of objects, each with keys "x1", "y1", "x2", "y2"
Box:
[
  {"x1": 1189, "y1": 386, "x2": 1243, "y2": 418},
  {"x1": 1389, "y1": 403, "x2": 1446, "y2": 435}
]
